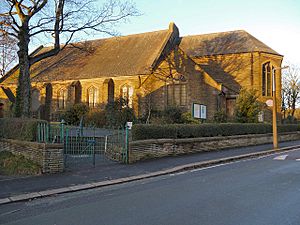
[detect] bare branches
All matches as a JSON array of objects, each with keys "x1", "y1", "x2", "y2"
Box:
[
  {"x1": 0, "y1": 13, "x2": 18, "y2": 38},
  {"x1": 1, "y1": 0, "x2": 139, "y2": 65},
  {"x1": 282, "y1": 63, "x2": 300, "y2": 117},
  {"x1": 0, "y1": 0, "x2": 139, "y2": 117},
  {"x1": 29, "y1": 0, "x2": 139, "y2": 64},
  {"x1": 0, "y1": 32, "x2": 17, "y2": 77}
]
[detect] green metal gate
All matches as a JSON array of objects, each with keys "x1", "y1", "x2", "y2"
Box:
[{"x1": 37, "y1": 121, "x2": 129, "y2": 168}]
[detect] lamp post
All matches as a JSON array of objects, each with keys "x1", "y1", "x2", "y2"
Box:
[{"x1": 272, "y1": 66, "x2": 289, "y2": 149}]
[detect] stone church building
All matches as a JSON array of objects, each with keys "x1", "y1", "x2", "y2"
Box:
[{"x1": 0, "y1": 23, "x2": 283, "y2": 121}]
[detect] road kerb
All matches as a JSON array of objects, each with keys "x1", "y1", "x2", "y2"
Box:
[
  {"x1": 0, "y1": 198, "x2": 11, "y2": 204},
  {"x1": 1, "y1": 145, "x2": 300, "y2": 205},
  {"x1": 9, "y1": 192, "x2": 41, "y2": 202}
]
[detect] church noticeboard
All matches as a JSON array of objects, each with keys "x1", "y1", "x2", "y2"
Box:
[{"x1": 192, "y1": 103, "x2": 207, "y2": 119}]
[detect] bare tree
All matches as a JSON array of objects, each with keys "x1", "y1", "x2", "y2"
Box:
[
  {"x1": 0, "y1": 17, "x2": 17, "y2": 77},
  {"x1": 0, "y1": 36, "x2": 17, "y2": 77},
  {"x1": 282, "y1": 63, "x2": 300, "y2": 117},
  {"x1": 0, "y1": 0, "x2": 139, "y2": 117}
]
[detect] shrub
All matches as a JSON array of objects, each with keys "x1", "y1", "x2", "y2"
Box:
[
  {"x1": 105, "y1": 98, "x2": 136, "y2": 128},
  {"x1": 85, "y1": 109, "x2": 106, "y2": 127},
  {"x1": 149, "y1": 106, "x2": 190, "y2": 124},
  {"x1": 61, "y1": 99, "x2": 137, "y2": 128},
  {"x1": 181, "y1": 112, "x2": 200, "y2": 124},
  {"x1": 163, "y1": 106, "x2": 185, "y2": 123},
  {"x1": 213, "y1": 110, "x2": 227, "y2": 123},
  {"x1": 278, "y1": 124, "x2": 298, "y2": 133},
  {"x1": 0, "y1": 118, "x2": 45, "y2": 141},
  {"x1": 282, "y1": 115, "x2": 297, "y2": 124},
  {"x1": 132, "y1": 123, "x2": 300, "y2": 141},
  {"x1": 235, "y1": 88, "x2": 263, "y2": 123},
  {"x1": 63, "y1": 103, "x2": 89, "y2": 125}
]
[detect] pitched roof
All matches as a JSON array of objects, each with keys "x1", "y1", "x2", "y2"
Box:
[
  {"x1": 3, "y1": 29, "x2": 173, "y2": 84},
  {"x1": 1, "y1": 27, "x2": 282, "y2": 85},
  {"x1": 179, "y1": 30, "x2": 282, "y2": 57},
  {"x1": 35, "y1": 29, "x2": 172, "y2": 82}
]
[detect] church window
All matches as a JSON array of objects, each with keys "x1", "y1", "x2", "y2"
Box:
[
  {"x1": 121, "y1": 85, "x2": 134, "y2": 108},
  {"x1": 87, "y1": 86, "x2": 98, "y2": 108},
  {"x1": 262, "y1": 62, "x2": 274, "y2": 96},
  {"x1": 167, "y1": 83, "x2": 187, "y2": 106}
]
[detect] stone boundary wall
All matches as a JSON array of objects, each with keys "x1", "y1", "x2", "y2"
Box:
[
  {"x1": 129, "y1": 132, "x2": 300, "y2": 163},
  {"x1": 0, "y1": 138, "x2": 64, "y2": 173}
]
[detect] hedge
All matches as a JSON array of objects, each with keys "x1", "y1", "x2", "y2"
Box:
[
  {"x1": 132, "y1": 123, "x2": 300, "y2": 141},
  {"x1": 0, "y1": 118, "x2": 46, "y2": 142}
]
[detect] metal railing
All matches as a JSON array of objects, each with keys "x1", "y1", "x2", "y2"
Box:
[{"x1": 37, "y1": 120, "x2": 130, "y2": 164}]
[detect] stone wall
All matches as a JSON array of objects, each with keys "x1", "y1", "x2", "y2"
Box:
[
  {"x1": 129, "y1": 132, "x2": 300, "y2": 162},
  {"x1": 0, "y1": 138, "x2": 64, "y2": 173}
]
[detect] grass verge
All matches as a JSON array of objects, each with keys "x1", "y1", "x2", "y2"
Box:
[{"x1": 0, "y1": 151, "x2": 41, "y2": 176}]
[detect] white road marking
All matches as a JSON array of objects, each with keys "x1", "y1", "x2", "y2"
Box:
[
  {"x1": 273, "y1": 155, "x2": 288, "y2": 160},
  {"x1": 170, "y1": 171, "x2": 188, "y2": 176}
]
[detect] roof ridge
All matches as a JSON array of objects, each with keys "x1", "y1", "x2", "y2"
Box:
[
  {"x1": 182, "y1": 30, "x2": 247, "y2": 38},
  {"x1": 64, "y1": 29, "x2": 170, "y2": 47}
]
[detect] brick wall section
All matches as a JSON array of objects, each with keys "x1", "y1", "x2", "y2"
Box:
[
  {"x1": 129, "y1": 132, "x2": 300, "y2": 162},
  {"x1": 0, "y1": 138, "x2": 64, "y2": 173},
  {"x1": 42, "y1": 144, "x2": 64, "y2": 173}
]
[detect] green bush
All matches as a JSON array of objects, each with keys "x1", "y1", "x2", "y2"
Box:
[
  {"x1": 63, "y1": 103, "x2": 89, "y2": 125},
  {"x1": 213, "y1": 110, "x2": 227, "y2": 123},
  {"x1": 148, "y1": 106, "x2": 194, "y2": 124},
  {"x1": 282, "y1": 115, "x2": 297, "y2": 124},
  {"x1": 0, "y1": 118, "x2": 45, "y2": 141},
  {"x1": 85, "y1": 109, "x2": 106, "y2": 127},
  {"x1": 181, "y1": 112, "x2": 200, "y2": 124},
  {"x1": 163, "y1": 106, "x2": 185, "y2": 123},
  {"x1": 278, "y1": 124, "x2": 298, "y2": 133},
  {"x1": 235, "y1": 88, "x2": 263, "y2": 123},
  {"x1": 105, "y1": 98, "x2": 136, "y2": 128},
  {"x1": 132, "y1": 123, "x2": 300, "y2": 141}
]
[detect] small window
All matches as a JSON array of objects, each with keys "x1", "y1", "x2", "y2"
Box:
[
  {"x1": 87, "y1": 86, "x2": 98, "y2": 108},
  {"x1": 58, "y1": 88, "x2": 67, "y2": 109},
  {"x1": 121, "y1": 85, "x2": 134, "y2": 108}
]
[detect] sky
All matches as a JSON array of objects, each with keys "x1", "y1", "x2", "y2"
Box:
[{"x1": 93, "y1": 0, "x2": 300, "y2": 65}]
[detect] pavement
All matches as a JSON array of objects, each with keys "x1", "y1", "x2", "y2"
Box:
[
  {"x1": 3, "y1": 148, "x2": 300, "y2": 225},
  {"x1": 1, "y1": 140, "x2": 300, "y2": 205}
]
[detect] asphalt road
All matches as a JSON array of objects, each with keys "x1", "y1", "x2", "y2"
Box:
[{"x1": 1, "y1": 149, "x2": 300, "y2": 225}]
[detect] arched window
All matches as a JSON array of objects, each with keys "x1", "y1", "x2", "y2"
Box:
[
  {"x1": 121, "y1": 85, "x2": 134, "y2": 108},
  {"x1": 262, "y1": 62, "x2": 274, "y2": 96},
  {"x1": 87, "y1": 86, "x2": 98, "y2": 108},
  {"x1": 57, "y1": 88, "x2": 67, "y2": 109}
]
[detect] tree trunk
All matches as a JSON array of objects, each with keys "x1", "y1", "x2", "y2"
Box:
[
  {"x1": 15, "y1": 23, "x2": 31, "y2": 117},
  {"x1": 291, "y1": 102, "x2": 296, "y2": 117}
]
